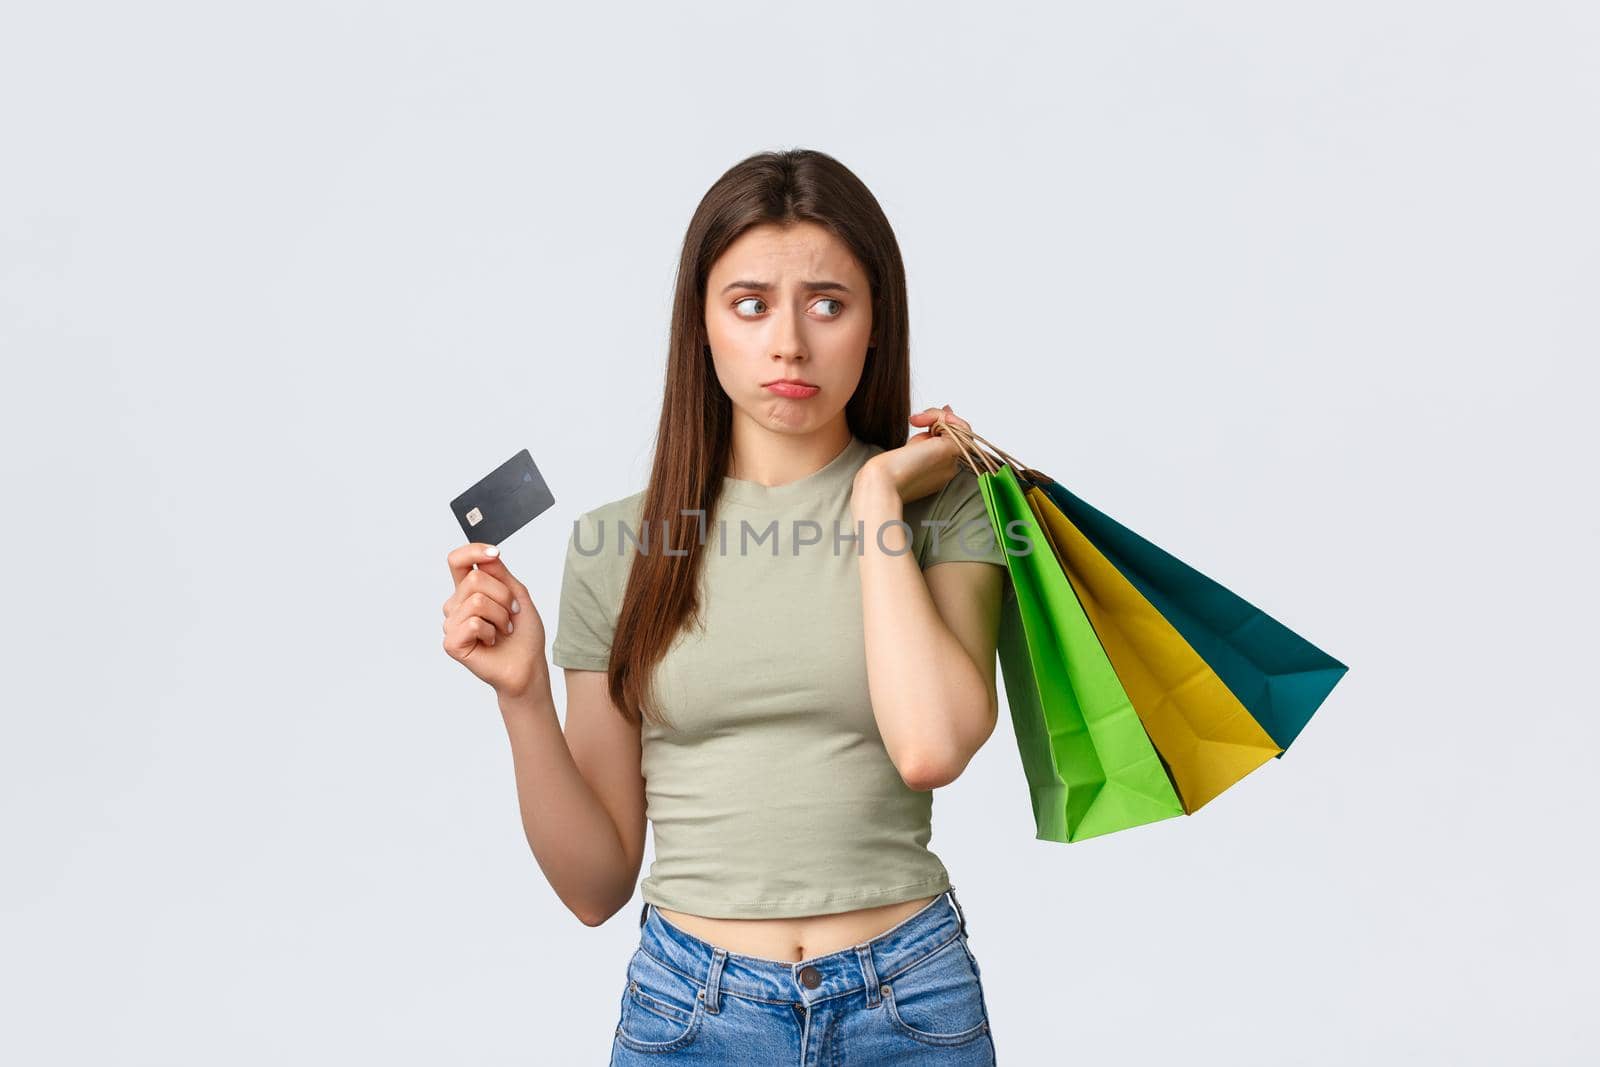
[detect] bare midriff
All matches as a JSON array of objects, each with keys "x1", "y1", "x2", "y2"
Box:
[{"x1": 654, "y1": 894, "x2": 940, "y2": 963}]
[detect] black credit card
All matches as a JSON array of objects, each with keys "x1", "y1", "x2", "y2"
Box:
[{"x1": 449, "y1": 449, "x2": 555, "y2": 546}]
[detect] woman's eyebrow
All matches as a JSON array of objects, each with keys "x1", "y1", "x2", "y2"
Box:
[{"x1": 719, "y1": 279, "x2": 853, "y2": 295}]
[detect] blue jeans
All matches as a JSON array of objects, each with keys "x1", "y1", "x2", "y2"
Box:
[{"x1": 609, "y1": 887, "x2": 997, "y2": 1064}]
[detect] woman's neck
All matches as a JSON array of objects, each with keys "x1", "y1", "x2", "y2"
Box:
[{"x1": 726, "y1": 418, "x2": 854, "y2": 488}]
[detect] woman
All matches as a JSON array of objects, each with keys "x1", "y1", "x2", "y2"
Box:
[{"x1": 442, "y1": 148, "x2": 1010, "y2": 1064}]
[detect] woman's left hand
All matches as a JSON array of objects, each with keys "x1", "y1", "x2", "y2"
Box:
[{"x1": 854, "y1": 404, "x2": 973, "y2": 507}]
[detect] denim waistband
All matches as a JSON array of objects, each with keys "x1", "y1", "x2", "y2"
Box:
[{"x1": 633, "y1": 887, "x2": 970, "y2": 1012}]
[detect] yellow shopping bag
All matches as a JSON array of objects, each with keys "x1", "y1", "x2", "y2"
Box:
[{"x1": 1024, "y1": 487, "x2": 1283, "y2": 812}]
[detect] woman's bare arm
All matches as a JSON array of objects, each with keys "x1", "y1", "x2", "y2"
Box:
[
  {"x1": 498, "y1": 668, "x2": 646, "y2": 926},
  {"x1": 852, "y1": 472, "x2": 1004, "y2": 790}
]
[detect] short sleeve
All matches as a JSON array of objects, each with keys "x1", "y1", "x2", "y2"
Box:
[
  {"x1": 916, "y1": 466, "x2": 1008, "y2": 570},
  {"x1": 550, "y1": 509, "x2": 619, "y2": 671}
]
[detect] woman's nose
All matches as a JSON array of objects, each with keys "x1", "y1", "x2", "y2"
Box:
[{"x1": 768, "y1": 305, "x2": 807, "y2": 361}]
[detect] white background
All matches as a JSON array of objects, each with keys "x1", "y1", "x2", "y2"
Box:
[{"x1": 3, "y1": 2, "x2": 1595, "y2": 1063}]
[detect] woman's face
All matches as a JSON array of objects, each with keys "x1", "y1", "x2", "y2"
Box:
[{"x1": 704, "y1": 220, "x2": 874, "y2": 433}]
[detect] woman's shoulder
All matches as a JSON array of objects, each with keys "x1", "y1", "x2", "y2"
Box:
[
  {"x1": 904, "y1": 463, "x2": 985, "y2": 521},
  {"x1": 564, "y1": 489, "x2": 648, "y2": 570},
  {"x1": 903, "y1": 464, "x2": 1004, "y2": 569},
  {"x1": 571, "y1": 488, "x2": 648, "y2": 529},
  {"x1": 557, "y1": 490, "x2": 647, "y2": 623}
]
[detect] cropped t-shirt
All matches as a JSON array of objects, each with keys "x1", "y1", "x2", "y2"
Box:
[{"x1": 549, "y1": 433, "x2": 1009, "y2": 919}]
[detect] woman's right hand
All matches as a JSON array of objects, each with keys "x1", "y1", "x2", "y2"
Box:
[{"x1": 442, "y1": 543, "x2": 547, "y2": 700}]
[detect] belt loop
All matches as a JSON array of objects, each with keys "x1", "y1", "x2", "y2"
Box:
[
  {"x1": 702, "y1": 947, "x2": 728, "y2": 1014},
  {"x1": 856, "y1": 944, "x2": 881, "y2": 1007},
  {"x1": 947, "y1": 885, "x2": 969, "y2": 937},
  {"x1": 638, "y1": 900, "x2": 649, "y2": 928}
]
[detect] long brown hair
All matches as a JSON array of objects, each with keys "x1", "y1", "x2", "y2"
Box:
[{"x1": 606, "y1": 148, "x2": 913, "y2": 727}]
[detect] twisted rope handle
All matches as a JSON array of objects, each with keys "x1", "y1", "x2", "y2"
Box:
[
  {"x1": 931, "y1": 411, "x2": 1053, "y2": 486},
  {"x1": 932, "y1": 412, "x2": 996, "y2": 476},
  {"x1": 968, "y1": 431, "x2": 1030, "y2": 476}
]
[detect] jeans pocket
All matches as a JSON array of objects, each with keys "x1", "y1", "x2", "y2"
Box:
[
  {"x1": 881, "y1": 935, "x2": 991, "y2": 1048},
  {"x1": 614, "y1": 949, "x2": 705, "y2": 1054}
]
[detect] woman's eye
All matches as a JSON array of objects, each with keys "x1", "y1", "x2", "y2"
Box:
[{"x1": 732, "y1": 296, "x2": 845, "y2": 318}]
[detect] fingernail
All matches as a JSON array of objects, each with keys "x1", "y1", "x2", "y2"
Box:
[
  {"x1": 507, "y1": 621, "x2": 514, "y2": 634},
  {"x1": 485, "y1": 545, "x2": 499, "y2": 558},
  {"x1": 511, "y1": 599, "x2": 521, "y2": 613}
]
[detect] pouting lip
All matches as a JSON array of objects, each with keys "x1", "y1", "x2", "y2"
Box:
[{"x1": 763, "y1": 378, "x2": 819, "y2": 388}]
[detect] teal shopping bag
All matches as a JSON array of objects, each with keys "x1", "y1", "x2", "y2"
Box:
[{"x1": 1037, "y1": 481, "x2": 1348, "y2": 753}]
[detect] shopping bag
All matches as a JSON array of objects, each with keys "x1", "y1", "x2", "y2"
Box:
[
  {"x1": 1023, "y1": 484, "x2": 1282, "y2": 813},
  {"x1": 1039, "y1": 482, "x2": 1348, "y2": 752},
  {"x1": 977, "y1": 461, "x2": 1186, "y2": 842},
  {"x1": 933, "y1": 415, "x2": 1347, "y2": 842}
]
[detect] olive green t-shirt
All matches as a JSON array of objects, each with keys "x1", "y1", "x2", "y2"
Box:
[{"x1": 550, "y1": 433, "x2": 1009, "y2": 919}]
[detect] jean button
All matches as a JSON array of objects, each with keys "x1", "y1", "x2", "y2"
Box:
[{"x1": 798, "y1": 965, "x2": 822, "y2": 989}]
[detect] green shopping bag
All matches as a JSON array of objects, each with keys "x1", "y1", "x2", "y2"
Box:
[{"x1": 978, "y1": 463, "x2": 1186, "y2": 842}]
